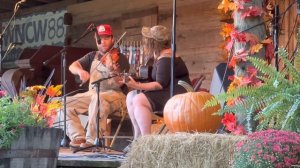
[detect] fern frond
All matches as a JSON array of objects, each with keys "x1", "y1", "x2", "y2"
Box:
[
  {"x1": 248, "y1": 56, "x2": 286, "y2": 81},
  {"x1": 279, "y1": 48, "x2": 300, "y2": 83},
  {"x1": 282, "y1": 98, "x2": 300, "y2": 130},
  {"x1": 204, "y1": 95, "x2": 224, "y2": 109},
  {"x1": 294, "y1": 29, "x2": 300, "y2": 73},
  {"x1": 205, "y1": 85, "x2": 259, "y2": 109},
  {"x1": 254, "y1": 101, "x2": 282, "y2": 120}
]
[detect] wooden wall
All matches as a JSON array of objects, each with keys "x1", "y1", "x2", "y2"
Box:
[
  {"x1": 67, "y1": 0, "x2": 224, "y2": 90},
  {"x1": 1, "y1": 0, "x2": 297, "y2": 90},
  {"x1": 277, "y1": 0, "x2": 298, "y2": 58}
]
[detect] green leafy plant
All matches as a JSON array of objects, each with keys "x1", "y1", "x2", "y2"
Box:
[
  {"x1": 205, "y1": 29, "x2": 300, "y2": 133},
  {"x1": 0, "y1": 84, "x2": 62, "y2": 149},
  {"x1": 233, "y1": 129, "x2": 300, "y2": 168}
]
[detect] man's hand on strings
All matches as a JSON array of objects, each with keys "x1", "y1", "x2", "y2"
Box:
[{"x1": 112, "y1": 63, "x2": 120, "y2": 72}]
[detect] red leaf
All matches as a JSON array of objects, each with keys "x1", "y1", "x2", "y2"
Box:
[
  {"x1": 245, "y1": 33, "x2": 259, "y2": 46},
  {"x1": 230, "y1": 30, "x2": 247, "y2": 42},
  {"x1": 225, "y1": 39, "x2": 234, "y2": 51},
  {"x1": 229, "y1": 56, "x2": 237, "y2": 68},
  {"x1": 221, "y1": 113, "x2": 237, "y2": 131},
  {"x1": 241, "y1": 6, "x2": 263, "y2": 19},
  {"x1": 234, "y1": 49, "x2": 248, "y2": 61},
  {"x1": 246, "y1": 66, "x2": 257, "y2": 76},
  {"x1": 265, "y1": 42, "x2": 275, "y2": 61}
]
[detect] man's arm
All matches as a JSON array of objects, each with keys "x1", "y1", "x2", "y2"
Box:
[{"x1": 69, "y1": 60, "x2": 90, "y2": 83}]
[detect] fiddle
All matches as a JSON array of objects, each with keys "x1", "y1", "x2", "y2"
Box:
[{"x1": 99, "y1": 47, "x2": 120, "y2": 65}]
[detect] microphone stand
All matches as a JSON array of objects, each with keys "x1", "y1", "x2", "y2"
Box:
[
  {"x1": 0, "y1": 2, "x2": 21, "y2": 75},
  {"x1": 158, "y1": 0, "x2": 177, "y2": 134},
  {"x1": 43, "y1": 24, "x2": 96, "y2": 147},
  {"x1": 273, "y1": 5, "x2": 279, "y2": 71},
  {"x1": 43, "y1": 24, "x2": 95, "y2": 66},
  {"x1": 60, "y1": 43, "x2": 68, "y2": 147},
  {"x1": 170, "y1": 0, "x2": 176, "y2": 98},
  {"x1": 73, "y1": 75, "x2": 123, "y2": 153}
]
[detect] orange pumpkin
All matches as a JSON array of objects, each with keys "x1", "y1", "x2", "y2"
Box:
[{"x1": 163, "y1": 91, "x2": 221, "y2": 133}]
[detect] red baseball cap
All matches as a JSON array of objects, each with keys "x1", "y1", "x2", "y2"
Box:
[{"x1": 97, "y1": 24, "x2": 113, "y2": 36}]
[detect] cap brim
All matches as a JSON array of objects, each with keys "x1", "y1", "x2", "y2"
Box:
[
  {"x1": 141, "y1": 26, "x2": 152, "y2": 38},
  {"x1": 98, "y1": 33, "x2": 112, "y2": 36}
]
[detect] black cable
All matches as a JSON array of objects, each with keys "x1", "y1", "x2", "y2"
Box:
[
  {"x1": 219, "y1": 39, "x2": 235, "y2": 95},
  {"x1": 279, "y1": 40, "x2": 299, "y2": 73},
  {"x1": 284, "y1": 14, "x2": 299, "y2": 50},
  {"x1": 290, "y1": 41, "x2": 299, "y2": 63}
]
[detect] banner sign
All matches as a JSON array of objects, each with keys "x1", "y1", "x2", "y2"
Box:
[
  {"x1": 1, "y1": 10, "x2": 67, "y2": 49},
  {"x1": 0, "y1": 10, "x2": 67, "y2": 62}
]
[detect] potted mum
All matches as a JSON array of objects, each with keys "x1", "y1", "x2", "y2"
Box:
[
  {"x1": 0, "y1": 84, "x2": 63, "y2": 168},
  {"x1": 233, "y1": 130, "x2": 300, "y2": 168}
]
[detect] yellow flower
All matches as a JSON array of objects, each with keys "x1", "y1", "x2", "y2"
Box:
[
  {"x1": 22, "y1": 84, "x2": 63, "y2": 127},
  {"x1": 29, "y1": 85, "x2": 45, "y2": 91},
  {"x1": 250, "y1": 44, "x2": 263, "y2": 54}
]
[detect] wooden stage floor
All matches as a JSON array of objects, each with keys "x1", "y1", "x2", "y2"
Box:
[{"x1": 57, "y1": 147, "x2": 125, "y2": 168}]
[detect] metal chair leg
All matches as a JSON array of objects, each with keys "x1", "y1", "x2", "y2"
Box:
[{"x1": 110, "y1": 113, "x2": 126, "y2": 147}]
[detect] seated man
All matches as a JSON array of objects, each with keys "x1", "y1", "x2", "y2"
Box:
[{"x1": 66, "y1": 24, "x2": 129, "y2": 148}]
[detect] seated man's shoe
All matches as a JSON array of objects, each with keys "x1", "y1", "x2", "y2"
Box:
[
  {"x1": 69, "y1": 138, "x2": 86, "y2": 148},
  {"x1": 79, "y1": 142, "x2": 95, "y2": 152},
  {"x1": 80, "y1": 142, "x2": 94, "y2": 148}
]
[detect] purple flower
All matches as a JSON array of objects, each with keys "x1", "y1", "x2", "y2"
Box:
[
  {"x1": 234, "y1": 129, "x2": 300, "y2": 167},
  {"x1": 272, "y1": 144, "x2": 281, "y2": 152}
]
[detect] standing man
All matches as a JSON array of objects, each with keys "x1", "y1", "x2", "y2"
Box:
[{"x1": 66, "y1": 24, "x2": 129, "y2": 149}]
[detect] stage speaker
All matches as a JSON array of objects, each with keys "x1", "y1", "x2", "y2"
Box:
[{"x1": 209, "y1": 63, "x2": 234, "y2": 107}]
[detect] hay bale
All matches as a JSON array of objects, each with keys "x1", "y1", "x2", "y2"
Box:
[{"x1": 120, "y1": 133, "x2": 245, "y2": 168}]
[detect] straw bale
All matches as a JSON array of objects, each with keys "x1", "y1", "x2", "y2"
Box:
[{"x1": 120, "y1": 133, "x2": 245, "y2": 168}]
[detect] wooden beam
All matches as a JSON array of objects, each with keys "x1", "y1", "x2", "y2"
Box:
[
  {"x1": 33, "y1": 0, "x2": 54, "y2": 3},
  {"x1": 0, "y1": 0, "x2": 77, "y2": 21},
  {"x1": 0, "y1": 0, "x2": 16, "y2": 10}
]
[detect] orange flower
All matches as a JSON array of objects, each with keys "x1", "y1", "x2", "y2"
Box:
[
  {"x1": 218, "y1": 0, "x2": 236, "y2": 13},
  {"x1": 220, "y1": 23, "x2": 234, "y2": 39},
  {"x1": 22, "y1": 84, "x2": 62, "y2": 127},
  {"x1": 46, "y1": 85, "x2": 62, "y2": 97}
]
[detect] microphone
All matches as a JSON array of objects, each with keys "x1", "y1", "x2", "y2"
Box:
[
  {"x1": 17, "y1": 0, "x2": 26, "y2": 5},
  {"x1": 14, "y1": 0, "x2": 26, "y2": 12},
  {"x1": 87, "y1": 23, "x2": 101, "y2": 44},
  {"x1": 92, "y1": 24, "x2": 101, "y2": 45},
  {"x1": 64, "y1": 13, "x2": 73, "y2": 26},
  {"x1": 95, "y1": 31, "x2": 101, "y2": 45}
]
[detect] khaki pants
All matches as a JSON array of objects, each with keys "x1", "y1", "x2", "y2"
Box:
[{"x1": 65, "y1": 90, "x2": 126, "y2": 143}]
